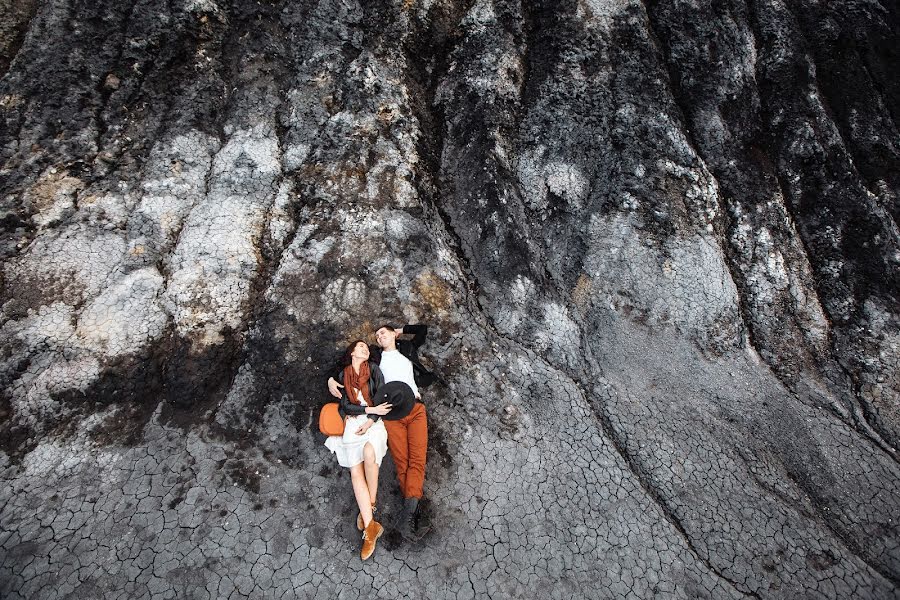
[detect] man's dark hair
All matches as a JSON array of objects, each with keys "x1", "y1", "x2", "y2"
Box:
[{"x1": 377, "y1": 323, "x2": 400, "y2": 333}]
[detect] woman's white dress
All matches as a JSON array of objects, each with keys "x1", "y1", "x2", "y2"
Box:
[{"x1": 324, "y1": 390, "x2": 388, "y2": 468}]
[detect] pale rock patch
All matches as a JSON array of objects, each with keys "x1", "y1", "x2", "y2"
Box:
[
  {"x1": 584, "y1": 213, "x2": 742, "y2": 349},
  {"x1": 132, "y1": 131, "x2": 219, "y2": 255},
  {"x1": 5, "y1": 224, "x2": 127, "y2": 306},
  {"x1": 164, "y1": 124, "x2": 281, "y2": 347},
  {"x1": 76, "y1": 267, "x2": 168, "y2": 358}
]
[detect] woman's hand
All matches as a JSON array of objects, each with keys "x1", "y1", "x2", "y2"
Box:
[
  {"x1": 355, "y1": 419, "x2": 374, "y2": 436},
  {"x1": 366, "y1": 403, "x2": 393, "y2": 416},
  {"x1": 327, "y1": 377, "x2": 344, "y2": 399}
]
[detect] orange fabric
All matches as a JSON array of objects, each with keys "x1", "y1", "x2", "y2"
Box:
[
  {"x1": 384, "y1": 403, "x2": 428, "y2": 499},
  {"x1": 318, "y1": 402, "x2": 344, "y2": 436},
  {"x1": 343, "y1": 361, "x2": 372, "y2": 406}
]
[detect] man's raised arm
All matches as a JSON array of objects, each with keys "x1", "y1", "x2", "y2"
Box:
[{"x1": 402, "y1": 324, "x2": 428, "y2": 348}]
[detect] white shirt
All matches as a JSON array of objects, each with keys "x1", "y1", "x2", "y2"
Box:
[{"x1": 379, "y1": 349, "x2": 419, "y2": 398}]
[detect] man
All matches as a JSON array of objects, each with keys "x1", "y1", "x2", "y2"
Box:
[{"x1": 329, "y1": 323, "x2": 434, "y2": 538}]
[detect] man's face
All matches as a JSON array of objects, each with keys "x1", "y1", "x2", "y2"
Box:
[{"x1": 375, "y1": 327, "x2": 396, "y2": 349}]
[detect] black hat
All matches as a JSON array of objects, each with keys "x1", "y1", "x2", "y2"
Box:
[{"x1": 373, "y1": 381, "x2": 416, "y2": 420}]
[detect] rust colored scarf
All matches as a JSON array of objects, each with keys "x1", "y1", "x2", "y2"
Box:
[{"x1": 343, "y1": 361, "x2": 372, "y2": 406}]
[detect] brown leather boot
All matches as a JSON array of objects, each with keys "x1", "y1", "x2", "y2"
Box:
[
  {"x1": 360, "y1": 519, "x2": 383, "y2": 560},
  {"x1": 357, "y1": 504, "x2": 375, "y2": 531}
]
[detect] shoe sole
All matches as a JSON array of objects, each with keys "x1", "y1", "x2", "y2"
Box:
[{"x1": 400, "y1": 524, "x2": 430, "y2": 542}]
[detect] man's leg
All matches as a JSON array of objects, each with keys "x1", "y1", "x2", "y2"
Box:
[
  {"x1": 384, "y1": 419, "x2": 409, "y2": 494},
  {"x1": 404, "y1": 403, "x2": 428, "y2": 499}
]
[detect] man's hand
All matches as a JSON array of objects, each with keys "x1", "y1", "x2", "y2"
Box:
[
  {"x1": 394, "y1": 327, "x2": 404, "y2": 336},
  {"x1": 355, "y1": 419, "x2": 374, "y2": 436},
  {"x1": 367, "y1": 403, "x2": 393, "y2": 416},
  {"x1": 327, "y1": 377, "x2": 344, "y2": 399}
]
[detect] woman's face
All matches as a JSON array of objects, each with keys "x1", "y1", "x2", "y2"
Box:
[{"x1": 351, "y1": 342, "x2": 369, "y2": 361}]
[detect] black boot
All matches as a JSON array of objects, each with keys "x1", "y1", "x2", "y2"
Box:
[
  {"x1": 398, "y1": 497, "x2": 418, "y2": 540},
  {"x1": 399, "y1": 497, "x2": 430, "y2": 541}
]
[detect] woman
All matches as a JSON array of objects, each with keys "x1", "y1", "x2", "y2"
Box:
[{"x1": 324, "y1": 340, "x2": 393, "y2": 560}]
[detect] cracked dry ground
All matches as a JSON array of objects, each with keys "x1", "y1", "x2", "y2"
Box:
[{"x1": 1, "y1": 1, "x2": 899, "y2": 599}]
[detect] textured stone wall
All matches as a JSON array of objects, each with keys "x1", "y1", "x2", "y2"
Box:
[{"x1": 1, "y1": 1, "x2": 898, "y2": 598}]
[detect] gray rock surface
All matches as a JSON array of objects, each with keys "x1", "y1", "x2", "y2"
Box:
[{"x1": 1, "y1": 1, "x2": 898, "y2": 598}]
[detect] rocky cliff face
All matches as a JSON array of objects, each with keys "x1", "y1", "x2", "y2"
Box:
[{"x1": 1, "y1": 1, "x2": 898, "y2": 598}]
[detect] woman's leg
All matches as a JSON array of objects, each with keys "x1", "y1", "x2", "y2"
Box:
[
  {"x1": 363, "y1": 442, "x2": 379, "y2": 508},
  {"x1": 349, "y1": 464, "x2": 373, "y2": 527}
]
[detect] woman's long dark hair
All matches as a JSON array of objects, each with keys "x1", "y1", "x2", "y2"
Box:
[{"x1": 342, "y1": 340, "x2": 368, "y2": 367}]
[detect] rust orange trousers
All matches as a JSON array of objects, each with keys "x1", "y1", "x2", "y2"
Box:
[{"x1": 383, "y1": 402, "x2": 427, "y2": 499}]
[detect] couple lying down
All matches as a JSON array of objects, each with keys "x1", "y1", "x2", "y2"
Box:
[{"x1": 324, "y1": 323, "x2": 435, "y2": 560}]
